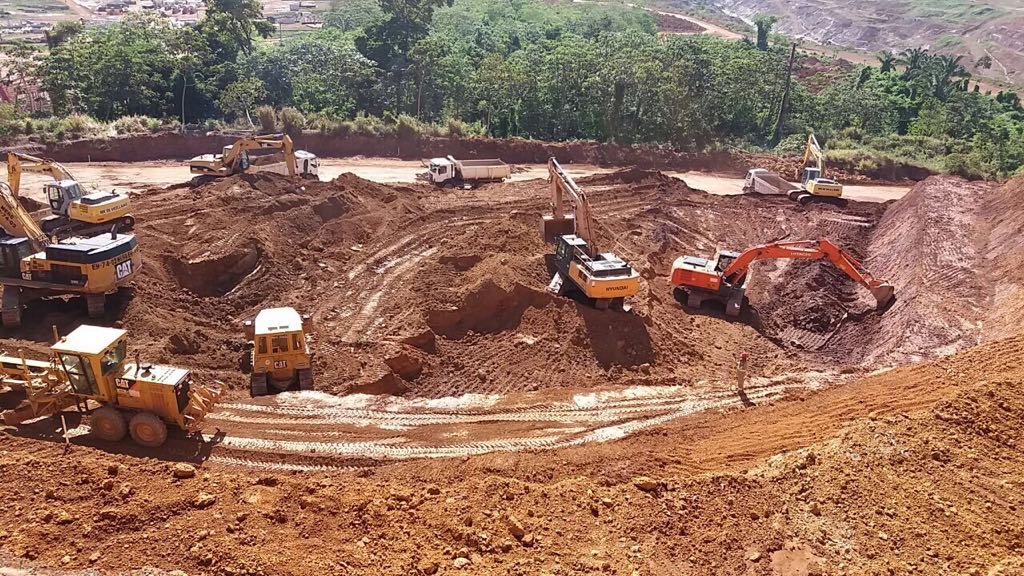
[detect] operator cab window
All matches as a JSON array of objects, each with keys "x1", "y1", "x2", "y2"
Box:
[
  {"x1": 258, "y1": 337, "x2": 268, "y2": 355},
  {"x1": 46, "y1": 185, "x2": 63, "y2": 209},
  {"x1": 100, "y1": 340, "x2": 126, "y2": 374},
  {"x1": 60, "y1": 354, "x2": 98, "y2": 396},
  {"x1": 272, "y1": 335, "x2": 289, "y2": 353},
  {"x1": 292, "y1": 334, "x2": 301, "y2": 351}
]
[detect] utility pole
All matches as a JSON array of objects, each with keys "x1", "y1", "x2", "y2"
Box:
[{"x1": 771, "y1": 42, "x2": 798, "y2": 147}]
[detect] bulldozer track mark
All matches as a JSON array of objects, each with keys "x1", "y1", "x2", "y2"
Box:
[{"x1": 207, "y1": 455, "x2": 370, "y2": 473}]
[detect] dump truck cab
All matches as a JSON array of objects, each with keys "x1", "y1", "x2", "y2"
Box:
[
  {"x1": 0, "y1": 325, "x2": 221, "y2": 447},
  {"x1": 426, "y1": 157, "x2": 455, "y2": 184},
  {"x1": 245, "y1": 307, "x2": 314, "y2": 397}
]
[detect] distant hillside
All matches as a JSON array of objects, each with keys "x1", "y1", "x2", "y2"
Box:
[{"x1": 670, "y1": 0, "x2": 1024, "y2": 89}]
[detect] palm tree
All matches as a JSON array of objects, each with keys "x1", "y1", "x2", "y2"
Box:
[
  {"x1": 877, "y1": 50, "x2": 896, "y2": 73},
  {"x1": 930, "y1": 54, "x2": 971, "y2": 100},
  {"x1": 897, "y1": 47, "x2": 929, "y2": 79}
]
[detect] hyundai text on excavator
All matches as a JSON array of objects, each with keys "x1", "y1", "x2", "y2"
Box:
[
  {"x1": 793, "y1": 133, "x2": 843, "y2": 203},
  {"x1": 670, "y1": 239, "x2": 894, "y2": 317},
  {"x1": 6, "y1": 152, "x2": 134, "y2": 237},
  {"x1": 541, "y1": 158, "x2": 640, "y2": 310},
  {"x1": 187, "y1": 134, "x2": 319, "y2": 178},
  {"x1": 0, "y1": 181, "x2": 140, "y2": 327},
  {"x1": 0, "y1": 325, "x2": 221, "y2": 447}
]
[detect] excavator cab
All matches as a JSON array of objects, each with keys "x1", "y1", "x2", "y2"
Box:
[{"x1": 44, "y1": 180, "x2": 83, "y2": 212}]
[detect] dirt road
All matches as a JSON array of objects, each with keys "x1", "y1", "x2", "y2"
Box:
[{"x1": 14, "y1": 157, "x2": 910, "y2": 204}]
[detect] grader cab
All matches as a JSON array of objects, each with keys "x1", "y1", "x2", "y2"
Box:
[{"x1": 0, "y1": 325, "x2": 221, "y2": 447}]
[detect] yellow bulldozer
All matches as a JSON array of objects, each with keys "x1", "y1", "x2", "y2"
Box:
[
  {"x1": 6, "y1": 152, "x2": 134, "y2": 238},
  {"x1": 0, "y1": 325, "x2": 221, "y2": 447},
  {"x1": 0, "y1": 181, "x2": 141, "y2": 327},
  {"x1": 243, "y1": 307, "x2": 314, "y2": 397}
]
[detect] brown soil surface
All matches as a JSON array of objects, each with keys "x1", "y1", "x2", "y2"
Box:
[
  {"x1": 656, "y1": 11, "x2": 705, "y2": 34},
  {"x1": 3, "y1": 169, "x2": 1024, "y2": 575}
]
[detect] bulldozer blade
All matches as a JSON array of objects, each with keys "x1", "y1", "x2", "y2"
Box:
[
  {"x1": 547, "y1": 272, "x2": 565, "y2": 295},
  {"x1": 872, "y1": 284, "x2": 896, "y2": 312}
]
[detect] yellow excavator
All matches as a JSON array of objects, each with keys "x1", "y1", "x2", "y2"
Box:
[
  {"x1": 0, "y1": 181, "x2": 140, "y2": 327},
  {"x1": 187, "y1": 134, "x2": 318, "y2": 178},
  {"x1": 540, "y1": 158, "x2": 640, "y2": 311},
  {"x1": 5, "y1": 152, "x2": 134, "y2": 238},
  {"x1": 0, "y1": 324, "x2": 221, "y2": 448},
  {"x1": 792, "y1": 133, "x2": 843, "y2": 203}
]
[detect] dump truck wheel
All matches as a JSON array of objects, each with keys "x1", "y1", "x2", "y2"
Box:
[
  {"x1": 128, "y1": 412, "x2": 167, "y2": 447},
  {"x1": 250, "y1": 373, "x2": 268, "y2": 397},
  {"x1": 297, "y1": 368, "x2": 314, "y2": 391},
  {"x1": 90, "y1": 406, "x2": 127, "y2": 442}
]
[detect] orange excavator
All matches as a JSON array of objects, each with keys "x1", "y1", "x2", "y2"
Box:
[{"x1": 670, "y1": 239, "x2": 895, "y2": 317}]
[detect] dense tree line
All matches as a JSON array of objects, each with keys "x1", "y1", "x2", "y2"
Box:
[{"x1": 3, "y1": 0, "x2": 1022, "y2": 177}]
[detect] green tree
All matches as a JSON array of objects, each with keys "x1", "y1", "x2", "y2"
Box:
[
  {"x1": 754, "y1": 15, "x2": 776, "y2": 51},
  {"x1": 355, "y1": 0, "x2": 453, "y2": 114},
  {"x1": 44, "y1": 20, "x2": 83, "y2": 49},
  {"x1": 877, "y1": 50, "x2": 896, "y2": 73},
  {"x1": 218, "y1": 77, "x2": 267, "y2": 126}
]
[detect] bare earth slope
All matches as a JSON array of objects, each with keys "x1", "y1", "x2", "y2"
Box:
[{"x1": 710, "y1": 0, "x2": 1024, "y2": 88}]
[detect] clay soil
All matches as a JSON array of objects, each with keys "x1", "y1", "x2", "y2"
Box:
[{"x1": 2, "y1": 169, "x2": 1024, "y2": 575}]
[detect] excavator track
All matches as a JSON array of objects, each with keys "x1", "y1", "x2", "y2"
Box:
[{"x1": 43, "y1": 215, "x2": 137, "y2": 238}]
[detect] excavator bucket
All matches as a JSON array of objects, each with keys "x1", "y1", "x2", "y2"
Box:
[{"x1": 871, "y1": 284, "x2": 896, "y2": 312}]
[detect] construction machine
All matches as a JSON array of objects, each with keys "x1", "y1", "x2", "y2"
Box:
[
  {"x1": 243, "y1": 307, "x2": 314, "y2": 397},
  {"x1": 670, "y1": 239, "x2": 894, "y2": 317},
  {"x1": 540, "y1": 158, "x2": 640, "y2": 310},
  {"x1": 187, "y1": 134, "x2": 319, "y2": 178},
  {"x1": 6, "y1": 152, "x2": 134, "y2": 237},
  {"x1": 0, "y1": 325, "x2": 221, "y2": 447},
  {"x1": 421, "y1": 156, "x2": 511, "y2": 188},
  {"x1": 0, "y1": 181, "x2": 140, "y2": 327},
  {"x1": 792, "y1": 133, "x2": 843, "y2": 203}
]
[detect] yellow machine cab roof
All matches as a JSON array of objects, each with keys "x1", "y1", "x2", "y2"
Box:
[
  {"x1": 254, "y1": 307, "x2": 303, "y2": 335},
  {"x1": 52, "y1": 325, "x2": 126, "y2": 356}
]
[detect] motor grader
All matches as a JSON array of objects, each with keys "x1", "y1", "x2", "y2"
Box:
[
  {"x1": 243, "y1": 307, "x2": 314, "y2": 397},
  {"x1": 0, "y1": 325, "x2": 221, "y2": 447}
]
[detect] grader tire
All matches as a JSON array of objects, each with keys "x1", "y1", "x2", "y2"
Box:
[
  {"x1": 128, "y1": 411, "x2": 168, "y2": 448},
  {"x1": 90, "y1": 406, "x2": 128, "y2": 442}
]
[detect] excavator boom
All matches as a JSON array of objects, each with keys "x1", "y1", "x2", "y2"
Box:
[
  {"x1": 190, "y1": 134, "x2": 302, "y2": 178},
  {"x1": 0, "y1": 182, "x2": 48, "y2": 250},
  {"x1": 546, "y1": 158, "x2": 598, "y2": 254},
  {"x1": 720, "y1": 239, "x2": 894, "y2": 309},
  {"x1": 6, "y1": 152, "x2": 76, "y2": 198}
]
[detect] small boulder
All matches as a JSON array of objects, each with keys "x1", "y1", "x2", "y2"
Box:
[
  {"x1": 193, "y1": 492, "x2": 217, "y2": 509},
  {"x1": 172, "y1": 463, "x2": 197, "y2": 479},
  {"x1": 632, "y1": 476, "x2": 662, "y2": 493}
]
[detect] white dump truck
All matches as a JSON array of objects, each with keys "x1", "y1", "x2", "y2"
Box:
[
  {"x1": 743, "y1": 168, "x2": 803, "y2": 196},
  {"x1": 423, "y1": 156, "x2": 511, "y2": 188}
]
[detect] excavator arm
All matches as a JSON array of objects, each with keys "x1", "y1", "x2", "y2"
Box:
[
  {"x1": 721, "y1": 239, "x2": 895, "y2": 309},
  {"x1": 0, "y1": 182, "x2": 49, "y2": 250},
  {"x1": 224, "y1": 135, "x2": 297, "y2": 176},
  {"x1": 6, "y1": 152, "x2": 76, "y2": 197},
  {"x1": 803, "y1": 133, "x2": 825, "y2": 175},
  {"x1": 548, "y1": 157, "x2": 598, "y2": 255}
]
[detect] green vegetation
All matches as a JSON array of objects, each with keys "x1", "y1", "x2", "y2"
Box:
[{"x1": 0, "y1": 0, "x2": 1021, "y2": 179}]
